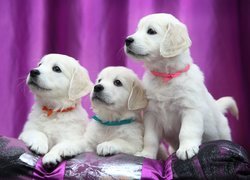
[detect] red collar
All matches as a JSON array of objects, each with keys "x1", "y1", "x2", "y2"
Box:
[
  {"x1": 42, "y1": 105, "x2": 76, "y2": 117},
  {"x1": 151, "y1": 64, "x2": 190, "y2": 83}
]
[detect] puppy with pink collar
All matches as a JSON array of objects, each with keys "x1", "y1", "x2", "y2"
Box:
[{"x1": 124, "y1": 13, "x2": 238, "y2": 160}]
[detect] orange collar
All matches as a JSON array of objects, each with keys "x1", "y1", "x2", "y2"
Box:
[
  {"x1": 42, "y1": 105, "x2": 76, "y2": 117},
  {"x1": 151, "y1": 64, "x2": 190, "y2": 83}
]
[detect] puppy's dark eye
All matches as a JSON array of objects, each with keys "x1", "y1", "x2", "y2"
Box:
[
  {"x1": 38, "y1": 63, "x2": 42, "y2": 66},
  {"x1": 114, "y1": 79, "x2": 122, "y2": 87},
  {"x1": 52, "y1": 66, "x2": 62, "y2": 73},
  {"x1": 98, "y1": 79, "x2": 102, "y2": 83},
  {"x1": 147, "y1": 28, "x2": 157, "y2": 35}
]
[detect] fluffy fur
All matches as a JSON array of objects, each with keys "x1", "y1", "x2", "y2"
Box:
[
  {"x1": 19, "y1": 54, "x2": 93, "y2": 166},
  {"x1": 124, "y1": 13, "x2": 238, "y2": 160},
  {"x1": 81, "y1": 66, "x2": 147, "y2": 156}
]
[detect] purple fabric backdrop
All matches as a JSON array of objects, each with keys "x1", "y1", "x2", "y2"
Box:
[{"x1": 0, "y1": 0, "x2": 249, "y2": 152}]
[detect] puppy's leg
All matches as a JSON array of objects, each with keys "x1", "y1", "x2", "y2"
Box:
[
  {"x1": 135, "y1": 112, "x2": 160, "y2": 159},
  {"x1": 19, "y1": 130, "x2": 48, "y2": 155},
  {"x1": 176, "y1": 109, "x2": 203, "y2": 160},
  {"x1": 97, "y1": 138, "x2": 139, "y2": 156},
  {"x1": 217, "y1": 115, "x2": 232, "y2": 140},
  {"x1": 157, "y1": 143, "x2": 169, "y2": 160},
  {"x1": 42, "y1": 140, "x2": 90, "y2": 166}
]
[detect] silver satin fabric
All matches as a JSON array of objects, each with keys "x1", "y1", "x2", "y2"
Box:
[
  {"x1": 19, "y1": 152, "x2": 144, "y2": 179},
  {"x1": 65, "y1": 153, "x2": 143, "y2": 179}
]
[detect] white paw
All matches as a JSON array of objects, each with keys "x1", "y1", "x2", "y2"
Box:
[
  {"x1": 176, "y1": 145, "x2": 199, "y2": 160},
  {"x1": 97, "y1": 142, "x2": 120, "y2": 156},
  {"x1": 42, "y1": 152, "x2": 62, "y2": 166},
  {"x1": 30, "y1": 142, "x2": 48, "y2": 155},
  {"x1": 135, "y1": 150, "x2": 156, "y2": 159},
  {"x1": 59, "y1": 144, "x2": 82, "y2": 158},
  {"x1": 19, "y1": 133, "x2": 48, "y2": 155}
]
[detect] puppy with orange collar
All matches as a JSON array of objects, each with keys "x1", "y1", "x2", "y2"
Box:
[{"x1": 19, "y1": 54, "x2": 93, "y2": 167}]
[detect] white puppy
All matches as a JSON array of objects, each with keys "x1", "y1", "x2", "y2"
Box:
[
  {"x1": 19, "y1": 54, "x2": 93, "y2": 166},
  {"x1": 124, "y1": 13, "x2": 238, "y2": 160},
  {"x1": 81, "y1": 66, "x2": 147, "y2": 156}
]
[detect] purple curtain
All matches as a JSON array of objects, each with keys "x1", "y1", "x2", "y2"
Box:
[{"x1": 0, "y1": 0, "x2": 249, "y2": 152}]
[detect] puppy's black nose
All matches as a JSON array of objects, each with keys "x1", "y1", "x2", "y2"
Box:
[
  {"x1": 30, "y1": 69, "x2": 40, "y2": 77},
  {"x1": 94, "y1": 84, "x2": 104, "y2": 92},
  {"x1": 125, "y1": 37, "x2": 134, "y2": 46}
]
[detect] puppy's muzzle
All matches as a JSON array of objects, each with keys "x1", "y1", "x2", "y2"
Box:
[
  {"x1": 94, "y1": 84, "x2": 104, "y2": 93},
  {"x1": 125, "y1": 37, "x2": 134, "y2": 47},
  {"x1": 30, "y1": 69, "x2": 40, "y2": 78}
]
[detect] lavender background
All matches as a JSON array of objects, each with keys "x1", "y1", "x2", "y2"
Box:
[{"x1": 0, "y1": 0, "x2": 249, "y2": 152}]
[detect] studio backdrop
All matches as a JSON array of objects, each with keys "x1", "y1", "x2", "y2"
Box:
[{"x1": 0, "y1": 0, "x2": 249, "y2": 152}]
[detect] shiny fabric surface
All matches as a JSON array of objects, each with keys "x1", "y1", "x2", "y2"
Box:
[
  {"x1": 19, "y1": 152, "x2": 144, "y2": 180},
  {"x1": 140, "y1": 140, "x2": 250, "y2": 179},
  {"x1": 65, "y1": 153, "x2": 143, "y2": 179},
  {"x1": 0, "y1": 0, "x2": 249, "y2": 153},
  {"x1": 33, "y1": 158, "x2": 66, "y2": 180},
  {"x1": 1, "y1": 136, "x2": 250, "y2": 179},
  {"x1": 0, "y1": 136, "x2": 144, "y2": 179},
  {"x1": 0, "y1": 136, "x2": 35, "y2": 179},
  {"x1": 169, "y1": 140, "x2": 250, "y2": 179}
]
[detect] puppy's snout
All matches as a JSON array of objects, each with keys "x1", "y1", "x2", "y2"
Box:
[
  {"x1": 30, "y1": 69, "x2": 40, "y2": 78},
  {"x1": 125, "y1": 37, "x2": 134, "y2": 46},
  {"x1": 94, "y1": 84, "x2": 104, "y2": 93}
]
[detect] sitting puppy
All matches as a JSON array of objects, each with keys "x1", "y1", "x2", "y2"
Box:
[
  {"x1": 124, "y1": 13, "x2": 238, "y2": 160},
  {"x1": 19, "y1": 54, "x2": 93, "y2": 166},
  {"x1": 81, "y1": 66, "x2": 147, "y2": 156}
]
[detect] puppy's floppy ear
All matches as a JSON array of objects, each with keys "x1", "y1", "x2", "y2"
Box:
[
  {"x1": 128, "y1": 80, "x2": 148, "y2": 110},
  {"x1": 160, "y1": 22, "x2": 191, "y2": 58},
  {"x1": 68, "y1": 65, "x2": 93, "y2": 101}
]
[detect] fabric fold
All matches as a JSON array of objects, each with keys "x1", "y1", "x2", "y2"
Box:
[{"x1": 33, "y1": 158, "x2": 66, "y2": 180}]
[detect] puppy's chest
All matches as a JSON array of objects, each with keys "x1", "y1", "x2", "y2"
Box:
[
  {"x1": 93, "y1": 124, "x2": 124, "y2": 141},
  {"x1": 36, "y1": 113, "x2": 84, "y2": 137},
  {"x1": 144, "y1": 76, "x2": 181, "y2": 100},
  {"x1": 146, "y1": 83, "x2": 184, "y2": 107},
  {"x1": 90, "y1": 121, "x2": 141, "y2": 143},
  {"x1": 145, "y1": 81, "x2": 184, "y2": 138},
  {"x1": 150, "y1": 100, "x2": 181, "y2": 129}
]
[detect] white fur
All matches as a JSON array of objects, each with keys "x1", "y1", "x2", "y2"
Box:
[
  {"x1": 81, "y1": 67, "x2": 147, "y2": 156},
  {"x1": 124, "y1": 13, "x2": 238, "y2": 160},
  {"x1": 19, "y1": 54, "x2": 93, "y2": 166}
]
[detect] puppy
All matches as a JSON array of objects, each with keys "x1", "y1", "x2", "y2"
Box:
[
  {"x1": 124, "y1": 13, "x2": 238, "y2": 160},
  {"x1": 81, "y1": 66, "x2": 147, "y2": 156},
  {"x1": 19, "y1": 54, "x2": 93, "y2": 166}
]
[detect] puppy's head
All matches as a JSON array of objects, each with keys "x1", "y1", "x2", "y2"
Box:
[
  {"x1": 27, "y1": 54, "x2": 93, "y2": 101},
  {"x1": 124, "y1": 13, "x2": 191, "y2": 60},
  {"x1": 91, "y1": 66, "x2": 147, "y2": 112}
]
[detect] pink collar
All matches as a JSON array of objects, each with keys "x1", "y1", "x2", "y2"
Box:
[{"x1": 151, "y1": 64, "x2": 190, "y2": 83}]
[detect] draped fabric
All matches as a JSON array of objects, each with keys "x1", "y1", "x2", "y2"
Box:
[
  {"x1": 1, "y1": 136, "x2": 249, "y2": 179},
  {"x1": 0, "y1": 0, "x2": 249, "y2": 152}
]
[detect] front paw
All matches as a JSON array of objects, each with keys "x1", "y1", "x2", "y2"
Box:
[
  {"x1": 19, "y1": 133, "x2": 48, "y2": 155},
  {"x1": 42, "y1": 152, "x2": 62, "y2": 168},
  {"x1": 30, "y1": 142, "x2": 49, "y2": 155},
  {"x1": 135, "y1": 150, "x2": 156, "y2": 159},
  {"x1": 59, "y1": 144, "x2": 82, "y2": 158},
  {"x1": 176, "y1": 145, "x2": 199, "y2": 160},
  {"x1": 97, "y1": 142, "x2": 120, "y2": 156}
]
